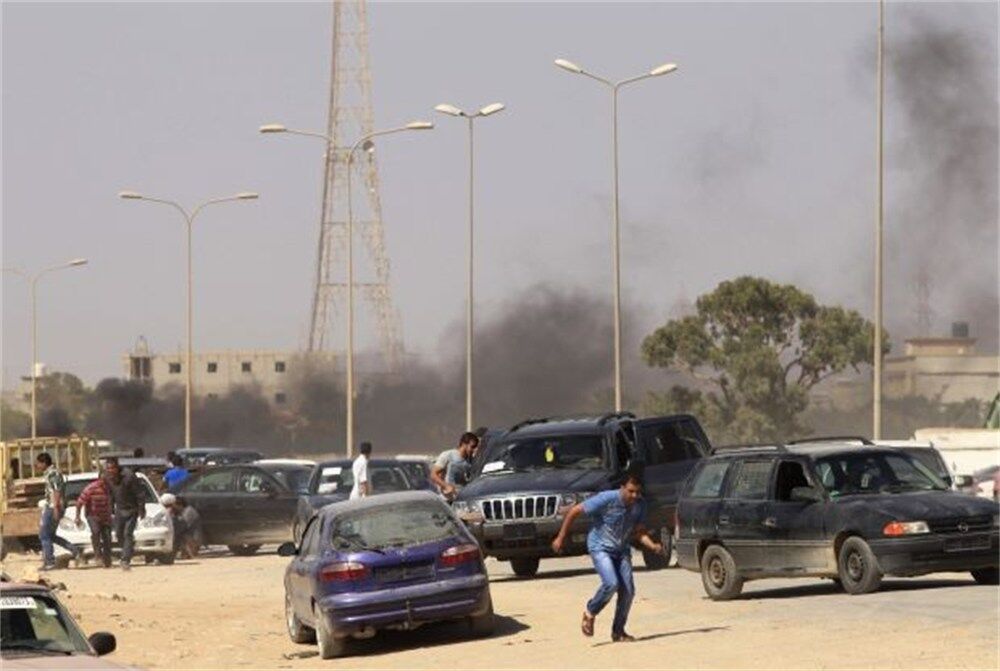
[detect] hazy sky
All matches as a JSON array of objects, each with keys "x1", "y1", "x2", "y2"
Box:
[{"x1": 2, "y1": 1, "x2": 997, "y2": 388}]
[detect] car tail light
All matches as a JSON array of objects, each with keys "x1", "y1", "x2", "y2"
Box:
[
  {"x1": 883, "y1": 521, "x2": 930, "y2": 536},
  {"x1": 319, "y1": 561, "x2": 369, "y2": 582},
  {"x1": 440, "y1": 543, "x2": 480, "y2": 567}
]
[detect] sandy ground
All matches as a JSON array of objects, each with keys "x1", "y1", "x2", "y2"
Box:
[{"x1": 2, "y1": 549, "x2": 998, "y2": 670}]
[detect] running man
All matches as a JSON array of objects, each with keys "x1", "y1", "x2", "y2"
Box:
[
  {"x1": 551, "y1": 468, "x2": 663, "y2": 642},
  {"x1": 430, "y1": 432, "x2": 479, "y2": 501}
]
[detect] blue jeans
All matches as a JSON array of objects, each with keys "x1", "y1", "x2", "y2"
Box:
[
  {"x1": 39, "y1": 507, "x2": 78, "y2": 565},
  {"x1": 586, "y1": 549, "x2": 635, "y2": 636},
  {"x1": 114, "y1": 511, "x2": 139, "y2": 564}
]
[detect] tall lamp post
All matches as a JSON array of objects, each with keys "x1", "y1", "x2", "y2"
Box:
[
  {"x1": 433, "y1": 102, "x2": 505, "y2": 431},
  {"x1": 873, "y1": 0, "x2": 885, "y2": 440},
  {"x1": 555, "y1": 58, "x2": 678, "y2": 412},
  {"x1": 118, "y1": 191, "x2": 259, "y2": 448},
  {"x1": 3, "y1": 259, "x2": 89, "y2": 438},
  {"x1": 260, "y1": 121, "x2": 433, "y2": 457}
]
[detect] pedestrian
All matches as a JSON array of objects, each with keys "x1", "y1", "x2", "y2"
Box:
[
  {"x1": 162, "y1": 493, "x2": 202, "y2": 559},
  {"x1": 551, "y1": 467, "x2": 663, "y2": 642},
  {"x1": 75, "y1": 469, "x2": 115, "y2": 568},
  {"x1": 350, "y1": 442, "x2": 372, "y2": 500},
  {"x1": 35, "y1": 453, "x2": 81, "y2": 570},
  {"x1": 163, "y1": 455, "x2": 190, "y2": 492},
  {"x1": 430, "y1": 432, "x2": 480, "y2": 501},
  {"x1": 105, "y1": 457, "x2": 146, "y2": 571}
]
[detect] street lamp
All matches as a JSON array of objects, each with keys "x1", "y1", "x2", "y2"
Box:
[
  {"x1": 2, "y1": 259, "x2": 89, "y2": 438},
  {"x1": 873, "y1": 0, "x2": 886, "y2": 440},
  {"x1": 260, "y1": 120, "x2": 433, "y2": 457},
  {"x1": 118, "y1": 191, "x2": 258, "y2": 448},
  {"x1": 554, "y1": 57, "x2": 678, "y2": 412},
  {"x1": 433, "y1": 101, "x2": 505, "y2": 431}
]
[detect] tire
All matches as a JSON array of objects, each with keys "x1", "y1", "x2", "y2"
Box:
[
  {"x1": 642, "y1": 526, "x2": 672, "y2": 571},
  {"x1": 228, "y1": 544, "x2": 261, "y2": 557},
  {"x1": 285, "y1": 592, "x2": 315, "y2": 644},
  {"x1": 700, "y1": 545, "x2": 744, "y2": 601},
  {"x1": 156, "y1": 552, "x2": 175, "y2": 566},
  {"x1": 971, "y1": 568, "x2": 999, "y2": 585},
  {"x1": 468, "y1": 594, "x2": 495, "y2": 637},
  {"x1": 510, "y1": 557, "x2": 540, "y2": 578},
  {"x1": 837, "y1": 537, "x2": 883, "y2": 595},
  {"x1": 315, "y1": 606, "x2": 348, "y2": 659}
]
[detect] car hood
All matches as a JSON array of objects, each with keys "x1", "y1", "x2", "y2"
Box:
[
  {"x1": 458, "y1": 469, "x2": 612, "y2": 499},
  {"x1": 836, "y1": 490, "x2": 999, "y2": 520},
  {"x1": 0, "y1": 653, "x2": 141, "y2": 669}
]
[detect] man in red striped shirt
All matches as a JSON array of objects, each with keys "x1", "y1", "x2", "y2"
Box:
[{"x1": 75, "y1": 472, "x2": 114, "y2": 568}]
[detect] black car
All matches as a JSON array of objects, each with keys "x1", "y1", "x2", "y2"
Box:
[
  {"x1": 453, "y1": 412, "x2": 712, "y2": 577},
  {"x1": 675, "y1": 443, "x2": 1000, "y2": 600},
  {"x1": 178, "y1": 462, "x2": 313, "y2": 555},
  {"x1": 292, "y1": 458, "x2": 431, "y2": 544}
]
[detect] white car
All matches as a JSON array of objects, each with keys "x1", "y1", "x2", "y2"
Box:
[{"x1": 52, "y1": 472, "x2": 174, "y2": 565}]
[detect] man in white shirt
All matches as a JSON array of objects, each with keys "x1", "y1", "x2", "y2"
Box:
[{"x1": 350, "y1": 442, "x2": 372, "y2": 500}]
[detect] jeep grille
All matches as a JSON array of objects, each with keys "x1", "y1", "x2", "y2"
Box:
[{"x1": 480, "y1": 495, "x2": 559, "y2": 520}]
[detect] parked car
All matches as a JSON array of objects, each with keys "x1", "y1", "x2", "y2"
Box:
[
  {"x1": 453, "y1": 412, "x2": 712, "y2": 577},
  {"x1": 175, "y1": 447, "x2": 263, "y2": 468},
  {"x1": 676, "y1": 442, "x2": 1000, "y2": 600},
  {"x1": 973, "y1": 465, "x2": 1000, "y2": 500},
  {"x1": 280, "y1": 491, "x2": 494, "y2": 659},
  {"x1": 53, "y1": 472, "x2": 174, "y2": 565},
  {"x1": 178, "y1": 462, "x2": 313, "y2": 555},
  {"x1": 292, "y1": 459, "x2": 429, "y2": 544},
  {"x1": 1, "y1": 578, "x2": 128, "y2": 669}
]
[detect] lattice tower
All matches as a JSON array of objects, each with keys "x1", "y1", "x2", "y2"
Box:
[{"x1": 308, "y1": 0, "x2": 403, "y2": 368}]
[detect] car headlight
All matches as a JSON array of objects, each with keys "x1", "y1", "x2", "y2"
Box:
[
  {"x1": 452, "y1": 500, "x2": 470, "y2": 513},
  {"x1": 58, "y1": 517, "x2": 82, "y2": 532},
  {"x1": 883, "y1": 520, "x2": 930, "y2": 536},
  {"x1": 139, "y1": 511, "x2": 169, "y2": 529}
]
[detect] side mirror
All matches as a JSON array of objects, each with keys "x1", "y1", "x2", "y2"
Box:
[
  {"x1": 88, "y1": 632, "x2": 117, "y2": 656},
  {"x1": 953, "y1": 475, "x2": 974, "y2": 489},
  {"x1": 277, "y1": 541, "x2": 298, "y2": 557},
  {"x1": 790, "y1": 486, "x2": 824, "y2": 503}
]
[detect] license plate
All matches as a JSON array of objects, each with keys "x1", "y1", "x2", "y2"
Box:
[
  {"x1": 944, "y1": 535, "x2": 990, "y2": 552},
  {"x1": 375, "y1": 564, "x2": 433, "y2": 583},
  {"x1": 502, "y1": 523, "x2": 537, "y2": 540}
]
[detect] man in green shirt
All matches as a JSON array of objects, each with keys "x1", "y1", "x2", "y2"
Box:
[{"x1": 36, "y1": 452, "x2": 80, "y2": 570}]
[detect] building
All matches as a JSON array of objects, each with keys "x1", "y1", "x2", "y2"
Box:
[
  {"x1": 884, "y1": 324, "x2": 999, "y2": 403},
  {"x1": 122, "y1": 338, "x2": 338, "y2": 407}
]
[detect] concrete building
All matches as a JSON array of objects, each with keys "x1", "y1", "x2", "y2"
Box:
[{"x1": 884, "y1": 326, "x2": 999, "y2": 403}]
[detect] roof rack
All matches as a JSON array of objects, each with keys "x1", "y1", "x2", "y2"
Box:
[
  {"x1": 507, "y1": 418, "x2": 551, "y2": 433},
  {"x1": 710, "y1": 443, "x2": 787, "y2": 456},
  {"x1": 597, "y1": 411, "x2": 636, "y2": 426},
  {"x1": 787, "y1": 435, "x2": 873, "y2": 446}
]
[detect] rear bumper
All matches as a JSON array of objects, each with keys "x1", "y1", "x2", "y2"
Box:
[
  {"x1": 869, "y1": 531, "x2": 999, "y2": 576},
  {"x1": 675, "y1": 538, "x2": 700, "y2": 572},
  {"x1": 318, "y1": 573, "x2": 490, "y2": 633},
  {"x1": 54, "y1": 527, "x2": 174, "y2": 558},
  {"x1": 463, "y1": 517, "x2": 590, "y2": 559}
]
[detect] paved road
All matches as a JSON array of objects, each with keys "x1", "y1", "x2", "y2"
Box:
[{"x1": 4, "y1": 551, "x2": 998, "y2": 669}]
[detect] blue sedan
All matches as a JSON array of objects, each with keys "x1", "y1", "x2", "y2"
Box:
[{"x1": 280, "y1": 491, "x2": 494, "y2": 659}]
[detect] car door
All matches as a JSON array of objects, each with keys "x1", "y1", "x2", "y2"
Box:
[
  {"x1": 235, "y1": 468, "x2": 297, "y2": 543},
  {"x1": 762, "y1": 459, "x2": 830, "y2": 573},
  {"x1": 289, "y1": 516, "x2": 323, "y2": 621},
  {"x1": 676, "y1": 459, "x2": 736, "y2": 569},
  {"x1": 181, "y1": 467, "x2": 239, "y2": 544},
  {"x1": 631, "y1": 416, "x2": 712, "y2": 532},
  {"x1": 719, "y1": 457, "x2": 776, "y2": 573}
]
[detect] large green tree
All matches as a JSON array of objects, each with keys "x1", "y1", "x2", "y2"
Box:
[{"x1": 641, "y1": 276, "x2": 887, "y2": 442}]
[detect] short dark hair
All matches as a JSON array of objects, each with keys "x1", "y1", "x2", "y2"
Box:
[
  {"x1": 359, "y1": 442, "x2": 372, "y2": 456},
  {"x1": 36, "y1": 452, "x2": 53, "y2": 467},
  {"x1": 105, "y1": 456, "x2": 120, "y2": 468},
  {"x1": 459, "y1": 432, "x2": 479, "y2": 447},
  {"x1": 624, "y1": 463, "x2": 645, "y2": 488},
  {"x1": 171, "y1": 455, "x2": 183, "y2": 467}
]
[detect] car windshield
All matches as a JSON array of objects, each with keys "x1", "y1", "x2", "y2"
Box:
[
  {"x1": 1, "y1": 593, "x2": 91, "y2": 656},
  {"x1": 313, "y1": 464, "x2": 416, "y2": 495},
  {"x1": 329, "y1": 501, "x2": 462, "y2": 551},
  {"x1": 815, "y1": 451, "x2": 949, "y2": 497},
  {"x1": 66, "y1": 477, "x2": 156, "y2": 503},
  {"x1": 898, "y1": 448, "x2": 950, "y2": 483},
  {"x1": 479, "y1": 434, "x2": 606, "y2": 474},
  {"x1": 262, "y1": 466, "x2": 312, "y2": 494}
]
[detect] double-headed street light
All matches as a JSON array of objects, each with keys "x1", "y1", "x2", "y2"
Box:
[
  {"x1": 118, "y1": 191, "x2": 259, "y2": 448},
  {"x1": 433, "y1": 101, "x2": 505, "y2": 431},
  {"x1": 3, "y1": 259, "x2": 89, "y2": 438},
  {"x1": 555, "y1": 58, "x2": 678, "y2": 412},
  {"x1": 260, "y1": 120, "x2": 434, "y2": 457}
]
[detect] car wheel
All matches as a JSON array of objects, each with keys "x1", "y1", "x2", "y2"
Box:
[
  {"x1": 285, "y1": 592, "x2": 315, "y2": 644},
  {"x1": 468, "y1": 594, "x2": 495, "y2": 637},
  {"x1": 642, "y1": 526, "x2": 672, "y2": 571},
  {"x1": 315, "y1": 606, "x2": 347, "y2": 659},
  {"x1": 700, "y1": 545, "x2": 743, "y2": 601},
  {"x1": 510, "y1": 557, "x2": 540, "y2": 578},
  {"x1": 837, "y1": 537, "x2": 883, "y2": 595},
  {"x1": 971, "y1": 568, "x2": 999, "y2": 585},
  {"x1": 227, "y1": 544, "x2": 261, "y2": 556},
  {"x1": 157, "y1": 552, "x2": 176, "y2": 566}
]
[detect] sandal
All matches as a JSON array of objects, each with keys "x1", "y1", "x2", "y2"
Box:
[{"x1": 581, "y1": 611, "x2": 595, "y2": 637}]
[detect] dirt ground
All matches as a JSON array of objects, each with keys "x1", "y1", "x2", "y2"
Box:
[{"x1": 2, "y1": 549, "x2": 997, "y2": 670}]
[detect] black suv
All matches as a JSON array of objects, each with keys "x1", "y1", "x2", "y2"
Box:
[
  {"x1": 454, "y1": 412, "x2": 711, "y2": 577},
  {"x1": 676, "y1": 442, "x2": 1000, "y2": 600}
]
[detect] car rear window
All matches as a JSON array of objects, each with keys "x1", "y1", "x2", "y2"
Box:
[
  {"x1": 329, "y1": 501, "x2": 462, "y2": 551},
  {"x1": 728, "y1": 460, "x2": 774, "y2": 500},
  {"x1": 688, "y1": 461, "x2": 731, "y2": 498}
]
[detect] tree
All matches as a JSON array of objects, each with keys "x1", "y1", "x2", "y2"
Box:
[{"x1": 641, "y1": 276, "x2": 887, "y2": 442}]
